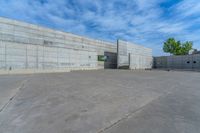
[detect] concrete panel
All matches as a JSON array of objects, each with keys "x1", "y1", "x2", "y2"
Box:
[
  {"x1": 154, "y1": 54, "x2": 200, "y2": 70},
  {"x1": 0, "y1": 23, "x2": 14, "y2": 30},
  {"x1": 167, "y1": 56, "x2": 173, "y2": 69},
  {"x1": 192, "y1": 54, "x2": 200, "y2": 69},
  {"x1": 173, "y1": 56, "x2": 183, "y2": 69},
  {"x1": 182, "y1": 55, "x2": 193, "y2": 69},
  {"x1": 118, "y1": 40, "x2": 152, "y2": 69},
  {"x1": 130, "y1": 54, "x2": 139, "y2": 69},
  {"x1": 1, "y1": 33, "x2": 14, "y2": 42}
]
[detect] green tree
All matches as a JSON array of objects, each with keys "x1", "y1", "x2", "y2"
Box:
[
  {"x1": 163, "y1": 38, "x2": 193, "y2": 55},
  {"x1": 181, "y1": 41, "x2": 193, "y2": 55}
]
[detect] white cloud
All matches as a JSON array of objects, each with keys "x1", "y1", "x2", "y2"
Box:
[
  {"x1": 0, "y1": 0, "x2": 200, "y2": 55},
  {"x1": 175, "y1": 0, "x2": 200, "y2": 17}
]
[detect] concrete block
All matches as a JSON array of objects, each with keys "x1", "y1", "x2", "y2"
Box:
[
  {"x1": 29, "y1": 24, "x2": 39, "y2": 30},
  {"x1": 14, "y1": 20, "x2": 30, "y2": 28},
  {"x1": 1, "y1": 33, "x2": 14, "y2": 42},
  {"x1": 0, "y1": 23, "x2": 14, "y2": 30},
  {"x1": 0, "y1": 17, "x2": 14, "y2": 24}
]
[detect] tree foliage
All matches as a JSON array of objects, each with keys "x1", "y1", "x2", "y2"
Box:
[{"x1": 163, "y1": 38, "x2": 193, "y2": 55}]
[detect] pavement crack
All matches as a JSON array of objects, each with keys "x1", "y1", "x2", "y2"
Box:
[
  {"x1": 0, "y1": 79, "x2": 28, "y2": 113},
  {"x1": 97, "y1": 91, "x2": 173, "y2": 133}
]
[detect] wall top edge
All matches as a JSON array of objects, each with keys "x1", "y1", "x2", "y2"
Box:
[
  {"x1": 154, "y1": 54, "x2": 200, "y2": 58},
  {"x1": 0, "y1": 16, "x2": 116, "y2": 46},
  {"x1": 117, "y1": 39, "x2": 152, "y2": 51}
]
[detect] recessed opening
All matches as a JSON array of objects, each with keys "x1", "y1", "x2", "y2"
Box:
[
  {"x1": 187, "y1": 61, "x2": 190, "y2": 64},
  {"x1": 193, "y1": 61, "x2": 197, "y2": 64}
]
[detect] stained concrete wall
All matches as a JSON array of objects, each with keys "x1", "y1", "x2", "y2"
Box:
[
  {"x1": 154, "y1": 54, "x2": 200, "y2": 70},
  {"x1": 0, "y1": 41, "x2": 97, "y2": 70},
  {"x1": 0, "y1": 17, "x2": 154, "y2": 73},
  {"x1": 117, "y1": 40, "x2": 153, "y2": 69},
  {"x1": 0, "y1": 17, "x2": 117, "y2": 72}
]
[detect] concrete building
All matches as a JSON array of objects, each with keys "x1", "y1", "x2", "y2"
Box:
[
  {"x1": 154, "y1": 54, "x2": 200, "y2": 70},
  {"x1": 189, "y1": 49, "x2": 200, "y2": 55},
  {"x1": 0, "y1": 17, "x2": 152, "y2": 73}
]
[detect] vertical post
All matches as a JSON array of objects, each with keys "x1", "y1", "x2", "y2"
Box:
[
  {"x1": 117, "y1": 39, "x2": 119, "y2": 69},
  {"x1": 57, "y1": 47, "x2": 59, "y2": 69},
  {"x1": 129, "y1": 53, "x2": 131, "y2": 69},
  {"x1": 36, "y1": 45, "x2": 38, "y2": 69},
  {"x1": 192, "y1": 55, "x2": 194, "y2": 70},
  {"x1": 43, "y1": 44, "x2": 44, "y2": 69},
  {"x1": 25, "y1": 44, "x2": 28, "y2": 69},
  {"x1": 5, "y1": 42, "x2": 7, "y2": 70}
]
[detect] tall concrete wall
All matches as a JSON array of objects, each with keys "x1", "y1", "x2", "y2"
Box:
[
  {"x1": 0, "y1": 41, "x2": 97, "y2": 70},
  {"x1": 0, "y1": 17, "x2": 153, "y2": 73},
  {"x1": 0, "y1": 17, "x2": 117, "y2": 72},
  {"x1": 117, "y1": 40, "x2": 153, "y2": 69},
  {"x1": 154, "y1": 54, "x2": 200, "y2": 70}
]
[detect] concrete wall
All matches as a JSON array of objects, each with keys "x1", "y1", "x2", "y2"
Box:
[
  {"x1": 0, "y1": 17, "x2": 153, "y2": 73},
  {"x1": 0, "y1": 41, "x2": 97, "y2": 70},
  {"x1": 154, "y1": 54, "x2": 200, "y2": 70},
  {"x1": 0, "y1": 17, "x2": 117, "y2": 72},
  {"x1": 117, "y1": 40, "x2": 153, "y2": 69}
]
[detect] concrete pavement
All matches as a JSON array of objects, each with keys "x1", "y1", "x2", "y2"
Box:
[{"x1": 0, "y1": 70, "x2": 200, "y2": 133}]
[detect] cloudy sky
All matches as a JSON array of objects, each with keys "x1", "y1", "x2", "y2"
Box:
[{"x1": 0, "y1": 0, "x2": 200, "y2": 55}]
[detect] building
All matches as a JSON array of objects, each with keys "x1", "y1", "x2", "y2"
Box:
[
  {"x1": 154, "y1": 54, "x2": 200, "y2": 70},
  {"x1": 0, "y1": 17, "x2": 153, "y2": 73},
  {"x1": 189, "y1": 49, "x2": 200, "y2": 55}
]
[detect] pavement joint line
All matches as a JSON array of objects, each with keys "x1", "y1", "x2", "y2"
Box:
[
  {"x1": 97, "y1": 83, "x2": 181, "y2": 133},
  {"x1": 0, "y1": 79, "x2": 28, "y2": 113},
  {"x1": 97, "y1": 91, "x2": 173, "y2": 133}
]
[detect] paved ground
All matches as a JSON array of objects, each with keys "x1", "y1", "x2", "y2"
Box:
[{"x1": 0, "y1": 70, "x2": 200, "y2": 133}]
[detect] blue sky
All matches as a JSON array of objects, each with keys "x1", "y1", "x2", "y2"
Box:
[{"x1": 0, "y1": 0, "x2": 200, "y2": 55}]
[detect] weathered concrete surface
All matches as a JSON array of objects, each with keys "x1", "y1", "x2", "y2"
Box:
[
  {"x1": 105, "y1": 78, "x2": 200, "y2": 133},
  {"x1": 117, "y1": 40, "x2": 152, "y2": 69},
  {"x1": 0, "y1": 74, "x2": 29, "y2": 111},
  {"x1": 0, "y1": 70, "x2": 200, "y2": 133},
  {"x1": 0, "y1": 17, "x2": 116, "y2": 70},
  {"x1": 154, "y1": 54, "x2": 200, "y2": 70}
]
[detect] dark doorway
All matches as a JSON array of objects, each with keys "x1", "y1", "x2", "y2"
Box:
[{"x1": 104, "y1": 52, "x2": 117, "y2": 69}]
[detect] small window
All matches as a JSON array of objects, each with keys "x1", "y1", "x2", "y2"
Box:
[
  {"x1": 187, "y1": 61, "x2": 190, "y2": 64},
  {"x1": 98, "y1": 55, "x2": 107, "y2": 61},
  {"x1": 193, "y1": 61, "x2": 197, "y2": 64},
  {"x1": 44, "y1": 40, "x2": 53, "y2": 45},
  {"x1": 89, "y1": 56, "x2": 91, "y2": 59}
]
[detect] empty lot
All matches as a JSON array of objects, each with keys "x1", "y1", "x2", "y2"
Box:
[{"x1": 0, "y1": 70, "x2": 200, "y2": 133}]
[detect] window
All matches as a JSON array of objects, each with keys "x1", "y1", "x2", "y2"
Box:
[
  {"x1": 43, "y1": 40, "x2": 53, "y2": 46},
  {"x1": 98, "y1": 55, "x2": 107, "y2": 61},
  {"x1": 187, "y1": 61, "x2": 190, "y2": 64}
]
